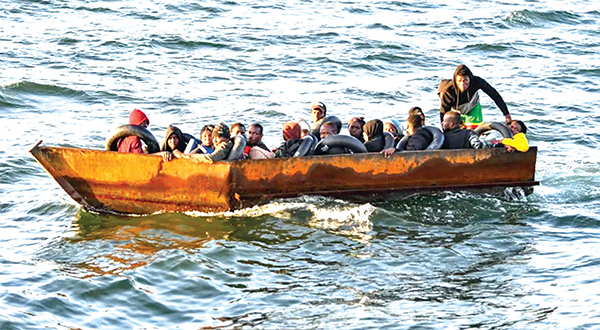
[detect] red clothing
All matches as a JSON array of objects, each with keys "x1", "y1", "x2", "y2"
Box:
[{"x1": 117, "y1": 136, "x2": 144, "y2": 154}]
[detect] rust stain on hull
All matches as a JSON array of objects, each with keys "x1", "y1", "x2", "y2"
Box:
[{"x1": 31, "y1": 143, "x2": 538, "y2": 215}]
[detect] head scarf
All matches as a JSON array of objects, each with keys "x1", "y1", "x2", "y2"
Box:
[
  {"x1": 129, "y1": 109, "x2": 149, "y2": 126},
  {"x1": 282, "y1": 121, "x2": 301, "y2": 141},
  {"x1": 363, "y1": 119, "x2": 384, "y2": 140}
]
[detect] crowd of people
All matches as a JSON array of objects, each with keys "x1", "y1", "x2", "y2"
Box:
[{"x1": 114, "y1": 64, "x2": 530, "y2": 163}]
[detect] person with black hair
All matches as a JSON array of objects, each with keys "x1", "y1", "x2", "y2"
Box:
[{"x1": 438, "y1": 64, "x2": 511, "y2": 129}]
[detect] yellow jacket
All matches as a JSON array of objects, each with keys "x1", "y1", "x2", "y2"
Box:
[{"x1": 502, "y1": 133, "x2": 529, "y2": 152}]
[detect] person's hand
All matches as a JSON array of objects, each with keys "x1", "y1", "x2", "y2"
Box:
[
  {"x1": 505, "y1": 145, "x2": 515, "y2": 153},
  {"x1": 161, "y1": 151, "x2": 173, "y2": 162},
  {"x1": 382, "y1": 147, "x2": 396, "y2": 158},
  {"x1": 505, "y1": 114, "x2": 512, "y2": 125}
]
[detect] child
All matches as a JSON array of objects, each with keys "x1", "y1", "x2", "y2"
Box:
[{"x1": 502, "y1": 120, "x2": 529, "y2": 152}]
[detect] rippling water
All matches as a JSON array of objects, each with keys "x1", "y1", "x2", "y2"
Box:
[{"x1": 1, "y1": 0, "x2": 600, "y2": 329}]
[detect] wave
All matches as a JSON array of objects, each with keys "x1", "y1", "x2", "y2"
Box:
[
  {"x1": 147, "y1": 35, "x2": 229, "y2": 50},
  {"x1": 1, "y1": 81, "x2": 88, "y2": 98},
  {"x1": 164, "y1": 3, "x2": 226, "y2": 14},
  {"x1": 505, "y1": 10, "x2": 584, "y2": 27}
]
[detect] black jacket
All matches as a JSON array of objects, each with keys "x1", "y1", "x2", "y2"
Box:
[
  {"x1": 399, "y1": 127, "x2": 433, "y2": 151},
  {"x1": 442, "y1": 127, "x2": 483, "y2": 149},
  {"x1": 275, "y1": 139, "x2": 302, "y2": 158},
  {"x1": 438, "y1": 64, "x2": 509, "y2": 122}
]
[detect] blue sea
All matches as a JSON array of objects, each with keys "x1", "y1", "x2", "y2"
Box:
[{"x1": 1, "y1": 0, "x2": 599, "y2": 328}]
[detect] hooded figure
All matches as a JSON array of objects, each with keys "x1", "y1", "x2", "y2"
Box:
[
  {"x1": 117, "y1": 109, "x2": 150, "y2": 154},
  {"x1": 438, "y1": 64, "x2": 510, "y2": 129},
  {"x1": 160, "y1": 125, "x2": 186, "y2": 153},
  {"x1": 363, "y1": 119, "x2": 386, "y2": 152},
  {"x1": 275, "y1": 121, "x2": 303, "y2": 158}
]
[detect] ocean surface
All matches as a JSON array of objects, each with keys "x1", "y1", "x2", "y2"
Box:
[{"x1": 1, "y1": 0, "x2": 599, "y2": 328}]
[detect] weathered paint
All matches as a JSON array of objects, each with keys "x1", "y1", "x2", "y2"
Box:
[{"x1": 31, "y1": 142, "x2": 538, "y2": 215}]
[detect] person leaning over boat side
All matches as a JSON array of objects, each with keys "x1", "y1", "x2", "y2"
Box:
[
  {"x1": 347, "y1": 116, "x2": 366, "y2": 143},
  {"x1": 160, "y1": 125, "x2": 187, "y2": 153},
  {"x1": 274, "y1": 121, "x2": 302, "y2": 158},
  {"x1": 382, "y1": 114, "x2": 433, "y2": 157},
  {"x1": 441, "y1": 111, "x2": 483, "y2": 150},
  {"x1": 501, "y1": 120, "x2": 529, "y2": 152},
  {"x1": 173, "y1": 123, "x2": 233, "y2": 163},
  {"x1": 117, "y1": 109, "x2": 173, "y2": 161},
  {"x1": 438, "y1": 64, "x2": 511, "y2": 129},
  {"x1": 246, "y1": 123, "x2": 275, "y2": 159},
  {"x1": 363, "y1": 119, "x2": 386, "y2": 152}
]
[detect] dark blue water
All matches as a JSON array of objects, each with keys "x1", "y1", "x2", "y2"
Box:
[{"x1": 1, "y1": 0, "x2": 599, "y2": 328}]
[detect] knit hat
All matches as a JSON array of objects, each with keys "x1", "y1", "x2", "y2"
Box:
[
  {"x1": 282, "y1": 121, "x2": 301, "y2": 141},
  {"x1": 212, "y1": 123, "x2": 230, "y2": 139},
  {"x1": 129, "y1": 109, "x2": 149, "y2": 126}
]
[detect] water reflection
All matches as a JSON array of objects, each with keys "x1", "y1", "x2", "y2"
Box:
[{"x1": 59, "y1": 211, "x2": 238, "y2": 277}]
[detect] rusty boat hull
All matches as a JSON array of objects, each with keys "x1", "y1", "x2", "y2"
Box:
[{"x1": 30, "y1": 142, "x2": 538, "y2": 215}]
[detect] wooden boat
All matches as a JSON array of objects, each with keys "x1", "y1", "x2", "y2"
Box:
[{"x1": 30, "y1": 141, "x2": 538, "y2": 215}]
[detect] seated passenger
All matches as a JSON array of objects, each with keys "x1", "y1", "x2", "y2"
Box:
[
  {"x1": 502, "y1": 120, "x2": 529, "y2": 152},
  {"x1": 320, "y1": 121, "x2": 338, "y2": 140},
  {"x1": 347, "y1": 117, "x2": 366, "y2": 143},
  {"x1": 399, "y1": 114, "x2": 433, "y2": 151},
  {"x1": 384, "y1": 119, "x2": 404, "y2": 145},
  {"x1": 382, "y1": 114, "x2": 433, "y2": 157},
  {"x1": 117, "y1": 109, "x2": 173, "y2": 161},
  {"x1": 191, "y1": 125, "x2": 214, "y2": 154},
  {"x1": 246, "y1": 123, "x2": 275, "y2": 159},
  {"x1": 173, "y1": 123, "x2": 233, "y2": 163},
  {"x1": 117, "y1": 109, "x2": 150, "y2": 154},
  {"x1": 160, "y1": 125, "x2": 187, "y2": 153},
  {"x1": 409, "y1": 107, "x2": 426, "y2": 126},
  {"x1": 274, "y1": 121, "x2": 303, "y2": 158},
  {"x1": 363, "y1": 119, "x2": 386, "y2": 152},
  {"x1": 230, "y1": 122, "x2": 246, "y2": 137},
  {"x1": 441, "y1": 111, "x2": 483, "y2": 149}
]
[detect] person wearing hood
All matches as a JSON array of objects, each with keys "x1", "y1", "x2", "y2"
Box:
[
  {"x1": 116, "y1": 109, "x2": 173, "y2": 161},
  {"x1": 117, "y1": 109, "x2": 150, "y2": 154},
  {"x1": 274, "y1": 121, "x2": 303, "y2": 158},
  {"x1": 438, "y1": 64, "x2": 511, "y2": 129},
  {"x1": 363, "y1": 119, "x2": 386, "y2": 152},
  {"x1": 173, "y1": 123, "x2": 233, "y2": 163},
  {"x1": 160, "y1": 125, "x2": 187, "y2": 153},
  {"x1": 384, "y1": 119, "x2": 404, "y2": 146}
]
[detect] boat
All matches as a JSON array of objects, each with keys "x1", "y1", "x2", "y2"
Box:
[{"x1": 30, "y1": 140, "x2": 538, "y2": 215}]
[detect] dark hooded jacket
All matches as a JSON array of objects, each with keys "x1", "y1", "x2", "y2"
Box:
[
  {"x1": 160, "y1": 125, "x2": 186, "y2": 153},
  {"x1": 363, "y1": 119, "x2": 386, "y2": 152},
  {"x1": 438, "y1": 64, "x2": 509, "y2": 122}
]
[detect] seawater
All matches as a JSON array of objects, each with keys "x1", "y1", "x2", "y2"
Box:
[{"x1": 1, "y1": 0, "x2": 599, "y2": 329}]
